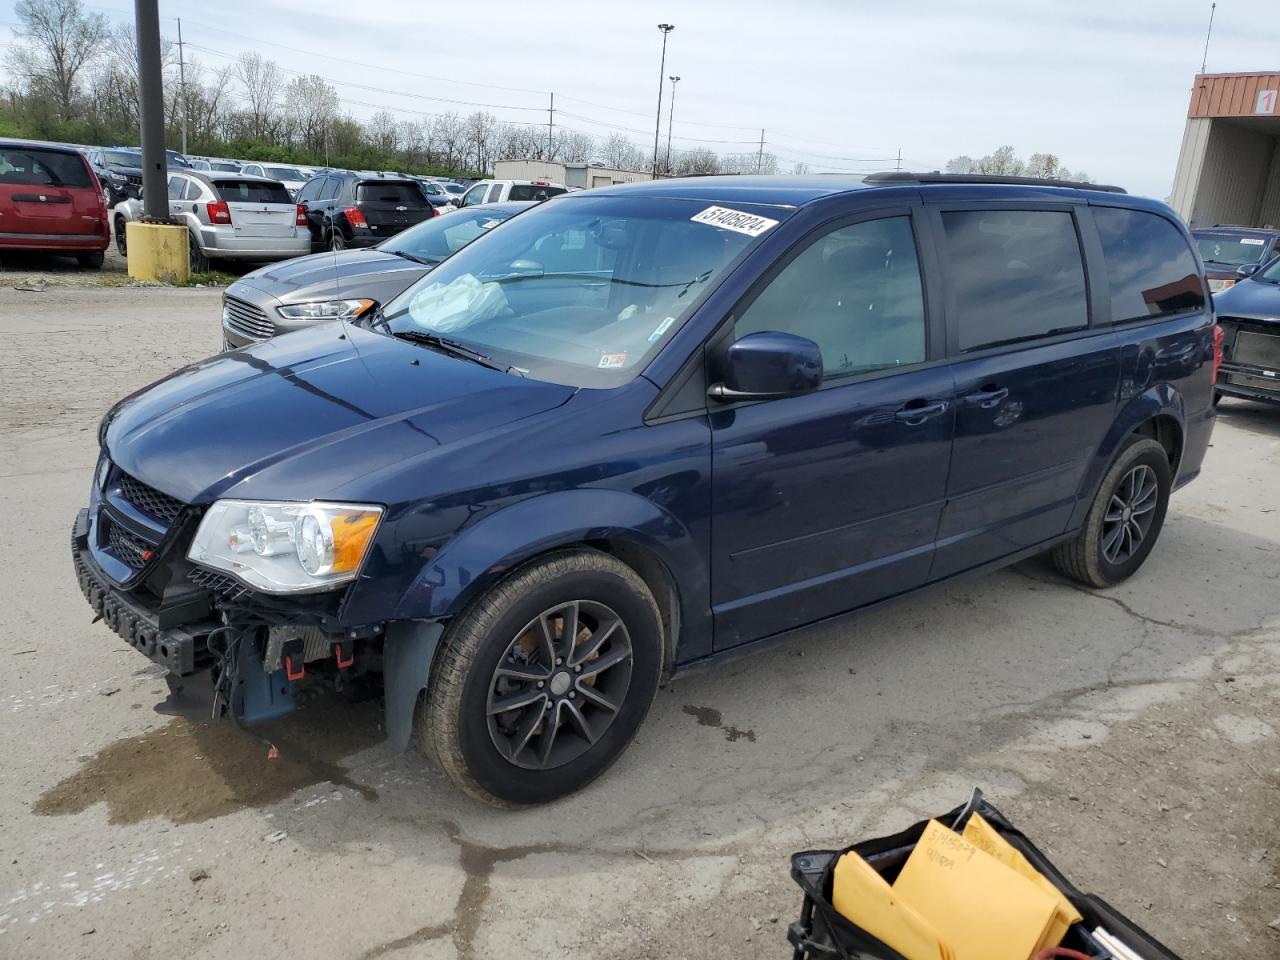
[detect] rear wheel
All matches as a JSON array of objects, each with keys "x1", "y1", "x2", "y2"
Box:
[
  {"x1": 1051, "y1": 436, "x2": 1172, "y2": 588},
  {"x1": 419, "y1": 549, "x2": 662, "y2": 807},
  {"x1": 189, "y1": 233, "x2": 209, "y2": 273},
  {"x1": 114, "y1": 216, "x2": 127, "y2": 256},
  {"x1": 77, "y1": 251, "x2": 104, "y2": 269},
  {"x1": 329, "y1": 228, "x2": 346, "y2": 252}
]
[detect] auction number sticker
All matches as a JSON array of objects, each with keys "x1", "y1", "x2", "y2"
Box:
[
  {"x1": 1240, "y1": 238, "x2": 1266, "y2": 245},
  {"x1": 691, "y1": 206, "x2": 779, "y2": 237},
  {"x1": 598, "y1": 352, "x2": 627, "y2": 369}
]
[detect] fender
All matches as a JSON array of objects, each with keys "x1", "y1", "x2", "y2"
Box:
[
  {"x1": 393, "y1": 487, "x2": 712, "y2": 660},
  {"x1": 1068, "y1": 383, "x2": 1185, "y2": 530}
]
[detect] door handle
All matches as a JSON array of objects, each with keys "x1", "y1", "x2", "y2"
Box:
[
  {"x1": 894, "y1": 399, "x2": 949, "y2": 424},
  {"x1": 961, "y1": 385, "x2": 1009, "y2": 408}
]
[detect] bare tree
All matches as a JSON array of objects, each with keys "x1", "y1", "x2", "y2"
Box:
[
  {"x1": 284, "y1": 74, "x2": 338, "y2": 154},
  {"x1": 945, "y1": 155, "x2": 976, "y2": 174},
  {"x1": 792, "y1": 161, "x2": 811, "y2": 175},
  {"x1": 599, "y1": 133, "x2": 645, "y2": 170},
  {"x1": 946, "y1": 147, "x2": 1091, "y2": 182},
  {"x1": 7, "y1": 0, "x2": 107, "y2": 121},
  {"x1": 367, "y1": 110, "x2": 399, "y2": 153},
  {"x1": 235, "y1": 52, "x2": 282, "y2": 141},
  {"x1": 554, "y1": 129, "x2": 594, "y2": 164},
  {"x1": 675, "y1": 147, "x2": 720, "y2": 176}
]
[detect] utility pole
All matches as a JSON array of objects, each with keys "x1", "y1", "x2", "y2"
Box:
[
  {"x1": 664, "y1": 76, "x2": 680, "y2": 175},
  {"x1": 135, "y1": 0, "x2": 168, "y2": 219},
  {"x1": 895, "y1": 148, "x2": 902, "y2": 171},
  {"x1": 548, "y1": 92, "x2": 554, "y2": 159},
  {"x1": 756, "y1": 129, "x2": 764, "y2": 174},
  {"x1": 652, "y1": 23, "x2": 674, "y2": 177},
  {"x1": 175, "y1": 17, "x2": 188, "y2": 156},
  {"x1": 1201, "y1": 2, "x2": 1216, "y2": 74}
]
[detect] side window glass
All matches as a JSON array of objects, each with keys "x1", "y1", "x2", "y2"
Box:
[
  {"x1": 486, "y1": 183, "x2": 504, "y2": 203},
  {"x1": 735, "y1": 216, "x2": 927, "y2": 377},
  {"x1": 1092, "y1": 207, "x2": 1205, "y2": 322},
  {"x1": 941, "y1": 209, "x2": 1088, "y2": 351},
  {"x1": 296, "y1": 179, "x2": 317, "y2": 203},
  {"x1": 183, "y1": 180, "x2": 202, "y2": 201},
  {"x1": 320, "y1": 177, "x2": 340, "y2": 201},
  {"x1": 166, "y1": 176, "x2": 184, "y2": 200}
]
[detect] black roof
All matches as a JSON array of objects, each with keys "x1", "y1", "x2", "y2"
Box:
[{"x1": 861, "y1": 171, "x2": 1126, "y2": 194}]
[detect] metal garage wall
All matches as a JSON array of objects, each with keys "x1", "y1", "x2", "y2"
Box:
[
  {"x1": 1189, "y1": 120, "x2": 1273, "y2": 227},
  {"x1": 1255, "y1": 141, "x2": 1280, "y2": 227},
  {"x1": 1171, "y1": 118, "x2": 1211, "y2": 222}
]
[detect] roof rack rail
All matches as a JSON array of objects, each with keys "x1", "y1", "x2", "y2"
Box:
[{"x1": 862, "y1": 171, "x2": 1126, "y2": 194}]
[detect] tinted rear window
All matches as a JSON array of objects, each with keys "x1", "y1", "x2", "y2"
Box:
[
  {"x1": 941, "y1": 209, "x2": 1089, "y2": 351},
  {"x1": 215, "y1": 180, "x2": 293, "y2": 204},
  {"x1": 356, "y1": 181, "x2": 427, "y2": 205},
  {"x1": 1095, "y1": 208, "x2": 1205, "y2": 323},
  {"x1": 507, "y1": 184, "x2": 567, "y2": 201},
  {"x1": 0, "y1": 148, "x2": 91, "y2": 188}
]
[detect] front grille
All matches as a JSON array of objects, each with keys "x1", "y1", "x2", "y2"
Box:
[
  {"x1": 106, "y1": 521, "x2": 152, "y2": 569},
  {"x1": 223, "y1": 296, "x2": 275, "y2": 341},
  {"x1": 118, "y1": 472, "x2": 184, "y2": 525},
  {"x1": 126, "y1": 173, "x2": 143, "y2": 186}
]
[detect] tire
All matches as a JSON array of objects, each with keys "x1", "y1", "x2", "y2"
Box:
[
  {"x1": 419, "y1": 548, "x2": 663, "y2": 807},
  {"x1": 77, "y1": 251, "x2": 104, "y2": 269},
  {"x1": 1213, "y1": 390, "x2": 1223, "y2": 407},
  {"x1": 1051, "y1": 436, "x2": 1172, "y2": 588},
  {"x1": 189, "y1": 233, "x2": 209, "y2": 273},
  {"x1": 329, "y1": 228, "x2": 346, "y2": 252},
  {"x1": 114, "y1": 216, "x2": 127, "y2": 256}
]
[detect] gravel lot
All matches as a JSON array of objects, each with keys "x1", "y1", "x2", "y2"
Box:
[{"x1": 1, "y1": 286, "x2": 1278, "y2": 960}]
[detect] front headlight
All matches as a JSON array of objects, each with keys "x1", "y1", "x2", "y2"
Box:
[
  {"x1": 276, "y1": 299, "x2": 375, "y2": 322},
  {"x1": 188, "y1": 500, "x2": 383, "y2": 594}
]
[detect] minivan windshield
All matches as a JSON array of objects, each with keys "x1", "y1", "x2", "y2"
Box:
[
  {"x1": 1196, "y1": 233, "x2": 1271, "y2": 267},
  {"x1": 377, "y1": 195, "x2": 774, "y2": 387},
  {"x1": 379, "y1": 204, "x2": 527, "y2": 264}
]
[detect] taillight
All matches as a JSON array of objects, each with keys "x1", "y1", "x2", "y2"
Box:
[
  {"x1": 207, "y1": 200, "x2": 232, "y2": 224},
  {"x1": 431, "y1": 206, "x2": 440, "y2": 217},
  {"x1": 295, "y1": 203, "x2": 307, "y2": 227},
  {"x1": 343, "y1": 206, "x2": 368, "y2": 229},
  {"x1": 1211, "y1": 323, "x2": 1224, "y2": 383}
]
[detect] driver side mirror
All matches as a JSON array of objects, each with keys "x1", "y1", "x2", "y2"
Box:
[
  {"x1": 1236, "y1": 263, "x2": 1261, "y2": 279},
  {"x1": 708, "y1": 331, "x2": 823, "y2": 402}
]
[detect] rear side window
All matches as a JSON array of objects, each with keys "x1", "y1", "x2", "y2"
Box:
[
  {"x1": 1094, "y1": 208, "x2": 1205, "y2": 323},
  {"x1": 941, "y1": 209, "x2": 1089, "y2": 351},
  {"x1": 0, "y1": 148, "x2": 91, "y2": 187},
  {"x1": 215, "y1": 180, "x2": 292, "y2": 204},
  {"x1": 508, "y1": 184, "x2": 567, "y2": 202},
  {"x1": 486, "y1": 184, "x2": 505, "y2": 203},
  {"x1": 356, "y1": 181, "x2": 427, "y2": 206}
]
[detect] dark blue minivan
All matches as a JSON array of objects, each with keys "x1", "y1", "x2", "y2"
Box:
[{"x1": 74, "y1": 173, "x2": 1219, "y2": 805}]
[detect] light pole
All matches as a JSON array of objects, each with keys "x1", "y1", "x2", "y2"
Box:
[
  {"x1": 665, "y1": 75, "x2": 680, "y2": 176},
  {"x1": 652, "y1": 23, "x2": 674, "y2": 177}
]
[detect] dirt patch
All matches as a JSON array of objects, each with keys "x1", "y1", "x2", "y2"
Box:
[
  {"x1": 682, "y1": 704, "x2": 757, "y2": 743},
  {"x1": 34, "y1": 698, "x2": 383, "y2": 825}
]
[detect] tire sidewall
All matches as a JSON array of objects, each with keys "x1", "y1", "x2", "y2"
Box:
[
  {"x1": 1091, "y1": 438, "x2": 1172, "y2": 584},
  {"x1": 450, "y1": 564, "x2": 662, "y2": 806}
]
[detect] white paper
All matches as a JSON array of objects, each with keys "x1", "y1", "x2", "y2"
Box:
[{"x1": 690, "y1": 206, "x2": 779, "y2": 237}]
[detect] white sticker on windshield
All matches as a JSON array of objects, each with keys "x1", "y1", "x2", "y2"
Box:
[
  {"x1": 598, "y1": 352, "x2": 627, "y2": 369},
  {"x1": 648, "y1": 317, "x2": 676, "y2": 342},
  {"x1": 1240, "y1": 237, "x2": 1266, "y2": 245},
  {"x1": 691, "y1": 206, "x2": 779, "y2": 237}
]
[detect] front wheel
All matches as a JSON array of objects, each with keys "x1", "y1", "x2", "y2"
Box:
[
  {"x1": 114, "y1": 216, "x2": 127, "y2": 256},
  {"x1": 419, "y1": 549, "x2": 663, "y2": 806},
  {"x1": 1051, "y1": 436, "x2": 1172, "y2": 588}
]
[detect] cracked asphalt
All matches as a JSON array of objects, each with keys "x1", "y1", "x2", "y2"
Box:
[{"x1": 2, "y1": 287, "x2": 1278, "y2": 959}]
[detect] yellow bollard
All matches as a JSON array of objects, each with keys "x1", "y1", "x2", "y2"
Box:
[{"x1": 125, "y1": 222, "x2": 191, "y2": 284}]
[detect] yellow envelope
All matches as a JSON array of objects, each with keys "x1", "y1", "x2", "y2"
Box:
[
  {"x1": 962, "y1": 812, "x2": 1083, "y2": 948},
  {"x1": 892, "y1": 820, "x2": 1060, "y2": 960},
  {"x1": 832, "y1": 850, "x2": 956, "y2": 960}
]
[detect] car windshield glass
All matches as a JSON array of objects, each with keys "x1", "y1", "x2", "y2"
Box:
[
  {"x1": 441, "y1": 183, "x2": 464, "y2": 195},
  {"x1": 0, "y1": 148, "x2": 91, "y2": 187},
  {"x1": 102, "y1": 150, "x2": 139, "y2": 167},
  {"x1": 357, "y1": 181, "x2": 428, "y2": 205},
  {"x1": 380, "y1": 206, "x2": 522, "y2": 264},
  {"x1": 1196, "y1": 234, "x2": 1270, "y2": 266},
  {"x1": 262, "y1": 166, "x2": 303, "y2": 180},
  {"x1": 216, "y1": 180, "x2": 293, "y2": 204},
  {"x1": 378, "y1": 195, "x2": 774, "y2": 388},
  {"x1": 508, "y1": 184, "x2": 567, "y2": 201},
  {"x1": 1255, "y1": 256, "x2": 1280, "y2": 282},
  {"x1": 210, "y1": 162, "x2": 239, "y2": 171}
]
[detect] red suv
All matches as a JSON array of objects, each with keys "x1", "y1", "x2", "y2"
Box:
[{"x1": 0, "y1": 140, "x2": 109, "y2": 267}]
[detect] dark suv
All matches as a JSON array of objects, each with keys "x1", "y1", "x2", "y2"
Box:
[
  {"x1": 1192, "y1": 225, "x2": 1280, "y2": 293},
  {"x1": 74, "y1": 173, "x2": 1218, "y2": 806},
  {"x1": 296, "y1": 172, "x2": 435, "y2": 251}
]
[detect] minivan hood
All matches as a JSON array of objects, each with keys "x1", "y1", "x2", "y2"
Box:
[
  {"x1": 104, "y1": 323, "x2": 575, "y2": 504},
  {"x1": 234, "y1": 249, "x2": 429, "y2": 305},
  {"x1": 1214, "y1": 277, "x2": 1280, "y2": 319}
]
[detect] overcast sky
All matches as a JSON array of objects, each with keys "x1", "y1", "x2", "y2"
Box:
[{"x1": 6, "y1": 0, "x2": 1280, "y2": 197}]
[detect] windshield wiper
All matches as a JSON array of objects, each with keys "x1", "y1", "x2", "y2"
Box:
[
  {"x1": 389, "y1": 250, "x2": 440, "y2": 266},
  {"x1": 391, "y1": 330, "x2": 521, "y2": 375}
]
